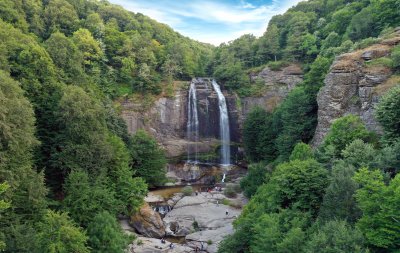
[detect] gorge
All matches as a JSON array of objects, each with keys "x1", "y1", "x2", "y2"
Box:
[{"x1": 1, "y1": 0, "x2": 400, "y2": 252}]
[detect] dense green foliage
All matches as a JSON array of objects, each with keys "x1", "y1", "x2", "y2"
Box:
[
  {"x1": 87, "y1": 211, "x2": 130, "y2": 253},
  {"x1": 376, "y1": 85, "x2": 400, "y2": 141},
  {"x1": 0, "y1": 0, "x2": 204, "y2": 251},
  {"x1": 1, "y1": 0, "x2": 400, "y2": 252},
  {"x1": 305, "y1": 220, "x2": 368, "y2": 253},
  {"x1": 35, "y1": 210, "x2": 90, "y2": 253},
  {"x1": 129, "y1": 130, "x2": 167, "y2": 188},
  {"x1": 210, "y1": 0, "x2": 399, "y2": 93}
]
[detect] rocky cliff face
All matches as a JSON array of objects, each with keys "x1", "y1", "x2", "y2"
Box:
[
  {"x1": 121, "y1": 79, "x2": 241, "y2": 159},
  {"x1": 121, "y1": 66, "x2": 303, "y2": 160},
  {"x1": 242, "y1": 64, "x2": 303, "y2": 115},
  {"x1": 312, "y1": 32, "x2": 400, "y2": 146}
]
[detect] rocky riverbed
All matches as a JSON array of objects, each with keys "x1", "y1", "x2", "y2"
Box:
[{"x1": 123, "y1": 183, "x2": 247, "y2": 253}]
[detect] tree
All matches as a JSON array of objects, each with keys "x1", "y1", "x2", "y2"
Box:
[
  {"x1": 63, "y1": 170, "x2": 118, "y2": 226},
  {"x1": 318, "y1": 161, "x2": 361, "y2": 223},
  {"x1": 72, "y1": 28, "x2": 103, "y2": 72},
  {"x1": 51, "y1": 85, "x2": 109, "y2": 178},
  {"x1": 240, "y1": 163, "x2": 270, "y2": 198},
  {"x1": 129, "y1": 130, "x2": 167, "y2": 188},
  {"x1": 376, "y1": 85, "x2": 400, "y2": 141},
  {"x1": 251, "y1": 211, "x2": 307, "y2": 253},
  {"x1": 44, "y1": 31, "x2": 84, "y2": 84},
  {"x1": 0, "y1": 70, "x2": 48, "y2": 252},
  {"x1": 353, "y1": 168, "x2": 400, "y2": 250},
  {"x1": 35, "y1": 210, "x2": 90, "y2": 253},
  {"x1": 257, "y1": 24, "x2": 280, "y2": 62},
  {"x1": 0, "y1": 182, "x2": 10, "y2": 250},
  {"x1": 43, "y1": 0, "x2": 79, "y2": 37},
  {"x1": 345, "y1": 6, "x2": 378, "y2": 41},
  {"x1": 322, "y1": 115, "x2": 376, "y2": 158},
  {"x1": 265, "y1": 159, "x2": 328, "y2": 214},
  {"x1": 161, "y1": 54, "x2": 181, "y2": 83},
  {"x1": 289, "y1": 142, "x2": 314, "y2": 161},
  {"x1": 305, "y1": 220, "x2": 368, "y2": 253},
  {"x1": 274, "y1": 87, "x2": 316, "y2": 160},
  {"x1": 341, "y1": 139, "x2": 377, "y2": 169},
  {"x1": 87, "y1": 211, "x2": 130, "y2": 253},
  {"x1": 243, "y1": 107, "x2": 276, "y2": 162}
]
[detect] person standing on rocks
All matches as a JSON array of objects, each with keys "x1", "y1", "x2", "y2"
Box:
[{"x1": 225, "y1": 209, "x2": 229, "y2": 216}]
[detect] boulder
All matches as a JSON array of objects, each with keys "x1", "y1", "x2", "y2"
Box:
[{"x1": 130, "y1": 203, "x2": 166, "y2": 238}]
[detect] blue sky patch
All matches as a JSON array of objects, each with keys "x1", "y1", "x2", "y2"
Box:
[{"x1": 108, "y1": 0, "x2": 304, "y2": 45}]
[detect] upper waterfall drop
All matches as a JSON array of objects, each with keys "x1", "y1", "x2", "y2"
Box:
[
  {"x1": 212, "y1": 80, "x2": 231, "y2": 165},
  {"x1": 187, "y1": 80, "x2": 199, "y2": 163}
]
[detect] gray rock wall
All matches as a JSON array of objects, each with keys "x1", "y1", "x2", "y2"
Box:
[{"x1": 312, "y1": 33, "x2": 400, "y2": 147}]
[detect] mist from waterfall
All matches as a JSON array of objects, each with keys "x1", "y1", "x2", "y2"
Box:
[
  {"x1": 212, "y1": 80, "x2": 231, "y2": 165},
  {"x1": 187, "y1": 81, "x2": 199, "y2": 163}
]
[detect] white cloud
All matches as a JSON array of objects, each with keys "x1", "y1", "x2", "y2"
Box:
[
  {"x1": 240, "y1": 1, "x2": 256, "y2": 9},
  {"x1": 108, "y1": 0, "x2": 305, "y2": 45}
]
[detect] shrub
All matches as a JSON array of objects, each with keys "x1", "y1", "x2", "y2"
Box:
[
  {"x1": 221, "y1": 199, "x2": 232, "y2": 205},
  {"x1": 181, "y1": 186, "x2": 193, "y2": 196},
  {"x1": 366, "y1": 57, "x2": 393, "y2": 68},
  {"x1": 376, "y1": 85, "x2": 400, "y2": 140},
  {"x1": 268, "y1": 60, "x2": 288, "y2": 71},
  {"x1": 391, "y1": 45, "x2": 400, "y2": 69},
  {"x1": 192, "y1": 221, "x2": 200, "y2": 231}
]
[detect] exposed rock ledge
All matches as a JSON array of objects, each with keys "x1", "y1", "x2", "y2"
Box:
[
  {"x1": 312, "y1": 32, "x2": 400, "y2": 147},
  {"x1": 242, "y1": 64, "x2": 303, "y2": 116}
]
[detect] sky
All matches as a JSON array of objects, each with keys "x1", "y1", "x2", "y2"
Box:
[{"x1": 108, "y1": 0, "x2": 304, "y2": 45}]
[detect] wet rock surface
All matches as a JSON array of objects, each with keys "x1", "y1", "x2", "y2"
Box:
[
  {"x1": 127, "y1": 183, "x2": 246, "y2": 253},
  {"x1": 121, "y1": 80, "x2": 241, "y2": 160}
]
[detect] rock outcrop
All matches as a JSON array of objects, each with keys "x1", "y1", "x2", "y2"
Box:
[
  {"x1": 127, "y1": 237, "x2": 192, "y2": 253},
  {"x1": 313, "y1": 32, "x2": 400, "y2": 146},
  {"x1": 130, "y1": 203, "x2": 166, "y2": 239},
  {"x1": 242, "y1": 64, "x2": 303, "y2": 115},
  {"x1": 121, "y1": 80, "x2": 241, "y2": 160},
  {"x1": 163, "y1": 192, "x2": 242, "y2": 253}
]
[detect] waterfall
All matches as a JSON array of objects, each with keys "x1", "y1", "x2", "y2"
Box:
[
  {"x1": 187, "y1": 81, "x2": 199, "y2": 163},
  {"x1": 212, "y1": 80, "x2": 231, "y2": 165}
]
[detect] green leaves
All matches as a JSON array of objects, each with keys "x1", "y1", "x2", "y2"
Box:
[
  {"x1": 376, "y1": 85, "x2": 400, "y2": 141},
  {"x1": 129, "y1": 130, "x2": 167, "y2": 188},
  {"x1": 87, "y1": 211, "x2": 131, "y2": 253},
  {"x1": 305, "y1": 220, "x2": 368, "y2": 253},
  {"x1": 35, "y1": 210, "x2": 89, "y2": 253},
  {"x1": 354, "y1": 168, "x2": 400, "y2": 250},
  {"x1": 322, "y1": 115, "x2": 377, "y2": 158}
]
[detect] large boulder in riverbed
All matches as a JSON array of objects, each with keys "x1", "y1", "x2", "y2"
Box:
[{"x1": 130, "y1": 203, "x2": 166, "y2": 238}]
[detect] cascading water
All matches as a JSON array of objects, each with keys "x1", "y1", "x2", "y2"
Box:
[
  {"x1": 211, "y1": 80, "x2": 231, "y2": 166},
  {"x1": 187, "y1": 81, "x2": 199, "y2": 163}
]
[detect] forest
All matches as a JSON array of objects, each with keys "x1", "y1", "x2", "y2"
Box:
[
  {"x1": 0, "y1": 0, "x2": 399, "y2": 252},
  {"x1": 216, "y1": 0, "x2": 400, "y2": 252},
  {"x1": 0, "y1": 0, "x2": 209, "y2": 252}
]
